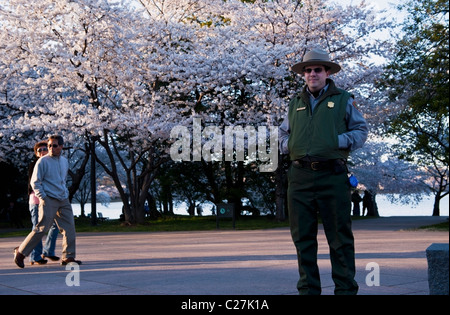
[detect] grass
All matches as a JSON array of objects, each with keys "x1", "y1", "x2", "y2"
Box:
[
  {"x1": 416, "y1": 220, "x2": 449, "y2": 231},
  {"x1": 0, "y1": 215, "x2": 290, "y2": 238},
  {"x1": 74, "y1": 215, "x2": 290, "y2": 233}
]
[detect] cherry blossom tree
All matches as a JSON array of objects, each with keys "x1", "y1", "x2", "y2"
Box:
[
  {"x1": 1, "y1": 0, "x2": 403, "y2": 222},
  {"x1": 0, "y1": 0, "x2": 175, "y2": 223},
  {"x1": 350, "y1": 139, "x2": 431, "y2": 215}
]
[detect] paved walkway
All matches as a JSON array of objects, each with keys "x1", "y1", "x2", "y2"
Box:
[{"x1": 0, "y1": 216, "x2": 448, "y2": 296}]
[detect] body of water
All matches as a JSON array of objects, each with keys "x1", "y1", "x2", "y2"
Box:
[{"x1": 72, "y1": 194, "x2": 449, "y2": 220}]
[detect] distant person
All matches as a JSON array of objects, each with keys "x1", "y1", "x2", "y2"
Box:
[
  {"x1": 351, "y1": 190, "x2": 362, "y2": 216},
  {"x1": 14, "y1": 135, "x2": 81, "y2": 268},
  {"x1": 196, "y1": 205, "x2": 203, "y2": 216},
  {"x1": 362, "y1": 190, "x2": 373, "y2": 216},
  {"x1": 144, "y1": 202, "x2": 150, "y2": 217},
  {"x1": 28, "y1": 141, "x2": 60, "y2": 265}
]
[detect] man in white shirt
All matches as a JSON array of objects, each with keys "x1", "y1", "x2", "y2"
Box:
[{"x1": 14, "y1": 135, "x2": 81, "y2": 268}]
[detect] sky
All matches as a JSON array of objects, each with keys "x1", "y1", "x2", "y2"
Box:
[
  {"x1": 335, "y1": 0, "x2": 402, "y2": 10},
  {"x1": 334, "y1": 0, "x2": 408, "y2": 20}
]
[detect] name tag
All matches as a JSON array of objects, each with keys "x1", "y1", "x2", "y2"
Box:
[{"x1": 297, "y1": 107, "x2": 306, "y2": 111}]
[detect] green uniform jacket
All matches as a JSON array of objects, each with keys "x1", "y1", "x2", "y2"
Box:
[{"x1": 288, "y1": 80, "x2": 351, "y2": 161}]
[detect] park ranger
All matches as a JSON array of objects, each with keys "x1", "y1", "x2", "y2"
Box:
[{"x1": 279, "y1": 48, "x2": 368, "y2": 295}]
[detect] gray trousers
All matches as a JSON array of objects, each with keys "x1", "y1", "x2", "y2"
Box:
[{"x1": 19, "y1": 197, "x2": 76, "y2": 260}]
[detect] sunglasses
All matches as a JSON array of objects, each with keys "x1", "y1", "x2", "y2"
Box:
[
  {"x1": 48, "y1": 144, "x2": 60, "y2": 148},
  {"x1": 37, "y1": 147, "x2": 48, "y2": 153},
  {"x1": 303, "y1": 67, "x2": 325, "y2": 74}
]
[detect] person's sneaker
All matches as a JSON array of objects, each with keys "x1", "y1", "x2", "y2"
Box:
[
  {"x1": 31, "y1": 259, "x2": 48, "y2": 265},
  {"x1": 13, "y1": 247, "x2": 25, "y2": 269},
  {"x1": 42, "y1": 254, "x2": 60, "y2": 262},
  {"x1": 61, "y1": 257, "x2": 82, "y2": 265}
]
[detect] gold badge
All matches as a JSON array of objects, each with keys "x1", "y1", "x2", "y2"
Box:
[{"x1": 327, "y1": 102, "x2": 334, "y2": 108}]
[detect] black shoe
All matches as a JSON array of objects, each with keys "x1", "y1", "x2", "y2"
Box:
[
  {"x1": 61, "y1": 257, "x2": 82, "y2": 265},
  {"x1": 31, "y1": 259, "x2": 48, "y2": 265},
  {"x1": 42, "y1": 254, "x2": 60, "y2": 262},
  {"x1": 14, "y1": 247, "x2": 25, "y2": 269}
]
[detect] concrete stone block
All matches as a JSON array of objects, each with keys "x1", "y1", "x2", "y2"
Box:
[{"x1": 426, "y1": 243, "x2": 449, "y2": 295}]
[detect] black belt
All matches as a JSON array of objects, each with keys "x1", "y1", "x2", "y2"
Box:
[
  {"x1": 292, "y1": 158, "x2": 346, "y2": 171},
  {"x1": 292, "y1": 159, "x2": 332, "y2": 171}
]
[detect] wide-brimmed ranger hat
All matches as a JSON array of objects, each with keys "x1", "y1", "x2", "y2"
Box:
[{"x1": 292, "y1": 48, "x2": 341, "y2": 75}]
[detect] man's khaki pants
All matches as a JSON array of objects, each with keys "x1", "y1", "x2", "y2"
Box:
[{"x1": 19, "y1": 197, "x2": 76, "y2": 260}]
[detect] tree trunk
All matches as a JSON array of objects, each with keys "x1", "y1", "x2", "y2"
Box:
[{"x1": 432, "y1": 194, "x2": 440, "y2": 216}]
